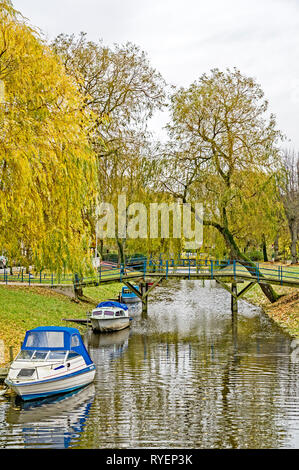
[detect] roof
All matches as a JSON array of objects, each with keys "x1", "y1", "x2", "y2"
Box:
[{"x1": 28, "y1": 326, "x2": 80, "y2": 335}]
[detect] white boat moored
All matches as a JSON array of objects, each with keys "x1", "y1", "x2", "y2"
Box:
[
  {"x1": 90, "y1": 301, "x2": 132, "y2": 333},
  {"x1": 5, "y1": 326, "x2": 96, "y2": 401}
]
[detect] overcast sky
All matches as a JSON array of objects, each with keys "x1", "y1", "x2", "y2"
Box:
[{"x1": 13, "y1": 0, "x2": 299, "y2": 148}]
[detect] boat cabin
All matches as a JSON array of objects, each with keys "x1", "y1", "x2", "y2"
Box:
[
  {"x1": 92, "y1": 308, "x2": 128, "y2": 319},
  {"x1": 18, "y1": 326, "x2": 92, "y2": 366},
  {"x1": 121, "y1": 286, "x2": 139, "y2": 297}
]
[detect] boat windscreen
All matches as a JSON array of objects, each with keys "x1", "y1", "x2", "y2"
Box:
[
  {"x1": 32, "y1": 351, "x2": 49, "y2": 361},
  {"x1": 17, "y1": 350, "x2": 34, "y2": 360},
  {"x1": 17, "y1": 350, "x2": 68, "y2": 361},
  {"x1": 48, "y1": 351, "x2": 68, "y2": 361}
]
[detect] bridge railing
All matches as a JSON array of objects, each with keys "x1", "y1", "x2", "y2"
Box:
[
  {"x1": 145, "y1": 258, "x2": 299, "y2": 284},
  {"x1": 1, "y1": 258, "x2": 298, "y2": 287},
  {"x1": 0, "y1": 269, "x2": 76, "y2": 286}
]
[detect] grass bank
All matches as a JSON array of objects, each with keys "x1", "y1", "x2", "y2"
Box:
[
  {"x1": 244, "y1": 283, "x2": 299, "y2": 338},
  {"x1": 0, "y1": 283, "x2": 123, "y2": 366}
]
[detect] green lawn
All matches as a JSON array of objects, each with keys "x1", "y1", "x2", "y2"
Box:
[
  {"x1": 0, "y1": 282, "x2": 124, "y2": 365},
  {"x1": 83, "y1": 283, "x2": 123, "y2": 302}
]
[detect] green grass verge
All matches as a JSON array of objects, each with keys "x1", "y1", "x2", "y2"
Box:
[{"x1": 0, "y1": 282, "x2": 124, "y2": 365}]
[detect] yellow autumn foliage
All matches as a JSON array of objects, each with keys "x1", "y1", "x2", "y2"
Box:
[{"x1": 0, "y1": 1, "x2": 97, "y2": 273}]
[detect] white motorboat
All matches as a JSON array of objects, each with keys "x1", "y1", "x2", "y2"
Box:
[
  {"x1": 90, "y1": 301, "x2": 132, "y2": 333},
  {"x1": 5, "y1": 326, "x2": 96, "y2": 401}
]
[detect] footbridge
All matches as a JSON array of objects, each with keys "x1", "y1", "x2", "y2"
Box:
[{"x1": 1, "y1": 258, "x2": 299, "y2": 313}]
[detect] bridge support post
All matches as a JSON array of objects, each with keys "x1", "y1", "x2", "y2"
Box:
[
  {"x1": 141, "y1": 282, "x2": 148, "y2": 315},
  {"x1": 231, "y1": 282, "x2": 238, "y2": 314},
  {"x1": 122, "y1": 277, "x2": 163, "y2": 316}
]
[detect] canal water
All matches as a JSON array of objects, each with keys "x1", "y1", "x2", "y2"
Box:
[{"x1": 0, "y1": 280, "x2": 298, "y2": 449}]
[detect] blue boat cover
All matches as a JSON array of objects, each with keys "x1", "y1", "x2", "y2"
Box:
[
  {"x1": 96, "y1": 301, "x2": 128, "y2": 311},
  {"x1": 21, "y1": 326, "x2": 93, "y2": 365},
  {"x1": 122, "y1": 286, "x2": 139, "y2": 296}
]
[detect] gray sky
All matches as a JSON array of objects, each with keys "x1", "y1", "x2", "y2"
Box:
[{"x1": 13, "y1": 0, "x2": 299, "y2": 148}]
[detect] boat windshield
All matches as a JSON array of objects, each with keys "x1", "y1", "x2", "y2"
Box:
[
  {"x1": 17, "y1": 350, "x2": 68, "y2": 362},
  {"x1": 103, "y1": 310, "x2": 115, "y2": 316}
]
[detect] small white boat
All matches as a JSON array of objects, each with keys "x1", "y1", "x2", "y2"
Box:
[
  {"x1": 90, "y1": 301, "x2": 132, "y2": 333},
  {"x1": 5, "y1": 326, "x2": 96, "y2": 401}
]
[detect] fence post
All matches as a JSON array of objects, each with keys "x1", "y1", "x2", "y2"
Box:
[
  {"x1": 280, "y1": 266, "x2": 283, "y2": 285},
  {"x1": 166, "y1": 260, "x2": 169, "y2": 280},
  {"x1": 29, "y1": 269, "x2": 31, "y2": 286},
  {"x1": 256, "y1": 264, "x2": 259, "y2": 282},
  {"x1": 51, "y1": 273, "x2": 53, "y2": 286},
  {"x1": 233, "y1": 260, "x2": 236, "y2": 281},
  {"x1": 9, "y1": 346, "x2": 14, "y2": 363},
  {"x1": 211, "y1": 260, "x2": 214, "y2": 280}
]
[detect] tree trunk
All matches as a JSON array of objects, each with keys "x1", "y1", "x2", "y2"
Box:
[
  {"x1": 261, "y1": 234, "x2": 268, "y2": 262},
  {"x1": 116, "y1": 237, "x2": 126, "y2": 265},
  {"x1": 99, "y1": 239, "x2": 104, "y2": 259},
  {"x1": 274, "y1": 233, "x2": 279, "y2": 262},
  {"x1": 289, "y1": 219, "x2": 298, "y2": 264},
  {"x1": 203, "y1": 220, "x2": 279, "y2": 303}
]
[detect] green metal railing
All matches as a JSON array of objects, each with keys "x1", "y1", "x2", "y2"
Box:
[{"x1": 1, "y1": 258, "x2": 299, "y2": 287}]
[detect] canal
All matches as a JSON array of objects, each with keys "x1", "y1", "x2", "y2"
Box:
[{"x1": 0, "y1": 280, "x2": 298, "y2": 448}]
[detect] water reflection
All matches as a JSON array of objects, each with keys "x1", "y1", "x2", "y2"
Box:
[
  {"x1": 86, "y1": 327, "x2": 130, "y2": 362},
  {"x1": 0, "y1": 279, "x2": 298, "y2": 448},
  {"x1": 4, "y1": 384, "x2": 95, "y2": 448}
]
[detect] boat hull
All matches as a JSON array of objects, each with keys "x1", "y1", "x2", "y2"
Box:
[
  {"x1": 5, "y1": 366, "x2": 96, "y2": 401},
  {"x1": 91, "y1": 317, "x2": 131, "y2": 332}
]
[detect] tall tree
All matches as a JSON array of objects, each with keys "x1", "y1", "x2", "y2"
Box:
[
  {"x1": 279, "y1": 150, "x2": 299, "y2": 264},
  {"x1": 0, "y1": 2, "x2": 97, "y2": 273},
  {"x1": 52, "y1": 33, "x2": 166, "y2": 262},
  {"x1": 165, "y1": 68, "x2": 284, "y2": 302}
]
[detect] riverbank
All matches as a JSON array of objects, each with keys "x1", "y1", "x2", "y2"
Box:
[
  {"x1": 0, "y1": 283, "x2": 123, "y2": 365},
  {"x1": 244, "y1": 283, "x2": 299, "y2": 338}
]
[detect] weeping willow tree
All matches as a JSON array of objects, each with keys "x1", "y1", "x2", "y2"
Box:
[
  {"x1": 0, "y1": 1, "x2": 97, "y2": 274},
  {"x1": 165, "y1": 68, "x2": 285, "y2": 302}
]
